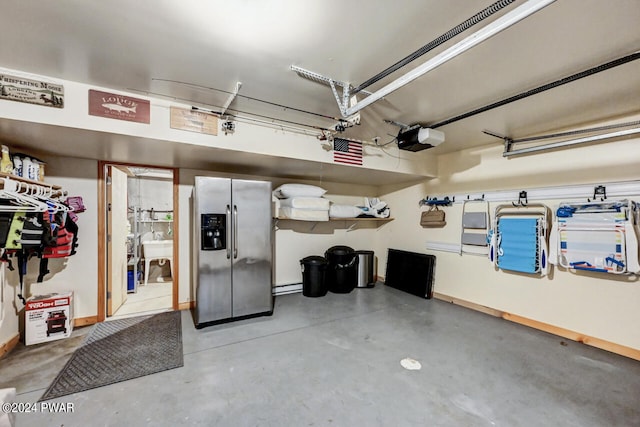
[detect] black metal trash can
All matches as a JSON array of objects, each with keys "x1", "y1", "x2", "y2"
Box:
[
  {"x1": 355, "y1": 250, "x2": 375, "y2": 288},
  {"x1": 300, "y1": 256, "x2": 328, "y2": 297},
  {"x1": 325, "y1": 245, "x2": 358, "y2": 293}
]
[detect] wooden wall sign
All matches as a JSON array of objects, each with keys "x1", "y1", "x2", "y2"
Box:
[
  {"x1": 170, "y1": 106, "x2": 218, "y2": 136},
  {"x1": 89, "y1": 89, "x2": 150, "y2": 123},
  {"x1": 0, "y1": 73, "x2": 64, "y2": 108}
]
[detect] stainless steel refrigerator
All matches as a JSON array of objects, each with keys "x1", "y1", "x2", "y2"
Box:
[{"x1": 192, "y1": 177, "x2": 273, "y2": 328}]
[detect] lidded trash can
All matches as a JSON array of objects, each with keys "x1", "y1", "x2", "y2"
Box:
[
  {"x1": 325, "y1": 245, "x2": 358, "y2": 293},
  {"x1": 300, "y1": 256, "x2": 328, "y2": 297},
  {"x1": 355, "y1": 250, "x2": 375, "y2": 288}
]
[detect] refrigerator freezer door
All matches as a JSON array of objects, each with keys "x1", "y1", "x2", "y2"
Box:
[
  {"x1": 231, "y1": 179, "x2": 273, "y2": 317},
  {"x1": 194, "y1": 177, "x2": 233, "y2": 325}
]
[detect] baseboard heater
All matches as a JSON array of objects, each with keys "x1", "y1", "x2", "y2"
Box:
[
  {"x1": 385, "y1": 248, "x2": 435, "y2": 299},
  {"x1": 274, "y1": 283, "x2": 303, "y2": 296}
]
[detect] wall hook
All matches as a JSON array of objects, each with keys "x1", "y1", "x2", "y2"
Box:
[
  {"x1": 593, "y1": 185, "x2": 606, "y2": 202},
  {"x1": 513, "y1": 190, "x2": 528, "y2": 207}
]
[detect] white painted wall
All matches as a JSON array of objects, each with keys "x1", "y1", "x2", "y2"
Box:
[
  {"x1": 128, "y1": 176, "x2": 173, "y2": 214},
  {"x1": 378, "y1": 137, "x2": 640, "y2": 350},
  {"x1": 0, "y1": 67, "x2": 437, "y2": 178}
]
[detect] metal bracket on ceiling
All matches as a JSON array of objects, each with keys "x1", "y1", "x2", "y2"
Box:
[
  {"x1": 328, "y1": 78, "x2": 349, "y2": 117},
  {"x1": 220, "y1": 81, "x2": 242, "y2": 116},
  {"x1": 291, "y1": 65, "x2": 373, "y2": 119},
  {"x1": 291, "y1": 65, "x2": 373, "y2": 96},
  {"x1": 483, "y1": 129, "x2": 514, "y2": 153}
]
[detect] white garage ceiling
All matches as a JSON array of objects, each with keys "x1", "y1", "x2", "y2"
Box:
[{"x1": 0, "y1": 0, "x2": 638, "y2": 177}]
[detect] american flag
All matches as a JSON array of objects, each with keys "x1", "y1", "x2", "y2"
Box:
[{"x1": 333, "y1": 138, "x2": 363, "y2": 166}]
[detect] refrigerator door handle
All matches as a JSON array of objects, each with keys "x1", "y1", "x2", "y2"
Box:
[
  {"x1": 233, "y1": 205, "x2": 238, "y2": 259},
  {"x1": 226, "y1": 205, "x2": 231, "y2": 259}
]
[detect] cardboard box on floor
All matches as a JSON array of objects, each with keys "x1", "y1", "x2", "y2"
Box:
[{"x1": 25, "y1": 291, "x2": 73, "y2": 346}]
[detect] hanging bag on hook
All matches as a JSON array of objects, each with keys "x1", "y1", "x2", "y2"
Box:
[{"x1": 420, "y1": 205, "x2": 446, "y2": 227}]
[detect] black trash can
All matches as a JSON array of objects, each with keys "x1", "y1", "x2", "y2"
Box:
[
  {"x1": 300, "y1": 256, "x2": 328, "y2": 297},
  {"x1": 325, "y1": 245, "x2": 358, "y2": 293}
]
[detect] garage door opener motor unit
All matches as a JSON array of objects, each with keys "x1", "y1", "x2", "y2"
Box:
[{"x1": 397, "y1": 125, "x2": 445, "y2": 152}]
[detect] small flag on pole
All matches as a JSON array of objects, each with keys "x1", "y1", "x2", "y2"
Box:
[{"x1": 333, "y1": 138, "x2": 363, "y2": 166}]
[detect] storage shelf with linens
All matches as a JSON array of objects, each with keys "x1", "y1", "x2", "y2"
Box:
[
  {"x1": 272, "y1": 183, "x2": 391, "y2": 223},
  {"x1": 275, "y1": 216, "x2": 393, "y2": 222}
]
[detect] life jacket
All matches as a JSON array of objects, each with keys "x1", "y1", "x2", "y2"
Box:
[
  {"x1": 2, "y1": 204, "x2": 81, "y2": 301},
  {"x1": 43, "y1": 223, "x2": 74, "y2": 258},
  {"x1": 19, "y1": 212, "x2": 47, "y2": 250},
  {"x1": 0, "y1": 212, "x2": 13, "y2": 248},
  {"x1": 4, "y1": 210, "x2": 26, "y2": 250},
  {"x1": 38, "y1": 210, "x2": 79, "y2": 282}
]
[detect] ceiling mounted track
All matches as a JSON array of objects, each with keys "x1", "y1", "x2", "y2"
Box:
[
  {"x1": 430, "y1": 51, "x2": 640, "y2": 129},
  {"x1": 303, "y1": 0, "x2": 555, "y2": 118},
  {"x1": 351, "y1": 0, "x2": 517, "y2": 95}
]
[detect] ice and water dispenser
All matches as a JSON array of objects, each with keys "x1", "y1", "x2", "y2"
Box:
[{"x1": 201, "y1": 214, "x2": 226, "y2": 251}]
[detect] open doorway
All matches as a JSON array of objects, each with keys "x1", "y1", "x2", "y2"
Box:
[{"x1": 99, "y1": 162, "x2": 179, "y2": 321}]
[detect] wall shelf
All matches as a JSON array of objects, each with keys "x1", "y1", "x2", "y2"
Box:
[
  {"x1": 0, "y1": 171, "x2": 62, "y2": 190},
  {"x1": 275, "y1": 217, "x2": 393, "y2": 223},
  {"x1": 274, "y1": 216, "x2": 393, "y2": 232},
  {"x1": 138, "y1": 219, "x2": 173, "y2": 223}
]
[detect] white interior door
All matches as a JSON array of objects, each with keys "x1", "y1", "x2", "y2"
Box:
[{"x1": 107, "y1": 166, "x2": 129, "y2": 316}]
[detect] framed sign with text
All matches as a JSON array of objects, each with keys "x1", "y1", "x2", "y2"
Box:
[
  {"x1": 170, "y1": 106, "x2": 218, "y2": 136},
  {"x1": 89, "y1": 89, "x2": 150, "y2": 123},
  {"x1": 0, "y1": 73, "x2": 64, "y2": 108}
]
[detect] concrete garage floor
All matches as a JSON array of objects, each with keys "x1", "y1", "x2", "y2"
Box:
[{"x1": 2, "y1": 284, "x2": 640, "y2": 426}]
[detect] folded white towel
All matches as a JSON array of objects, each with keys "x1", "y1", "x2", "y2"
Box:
[
  {"x1": 279, "y1": 207, "x2": 329, "y2": 221},
  {"x1": 279, "y1": 197, "x2": 330, "y2": 210},
  {"x1": 329, "y1": 204, "x2": 364, "y2": 219}
]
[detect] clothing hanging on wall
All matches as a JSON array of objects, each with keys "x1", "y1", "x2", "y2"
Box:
[{"x1": 0, "y1": 177, "x2": 81, "y2": 303}]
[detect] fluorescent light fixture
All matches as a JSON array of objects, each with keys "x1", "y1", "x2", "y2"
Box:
[
  {"x1": 342, "y1": 0, "x2": 556, "y2": 117},
  {"x1": 504, "y1": 127, "x2": 640, "y2": 157}
]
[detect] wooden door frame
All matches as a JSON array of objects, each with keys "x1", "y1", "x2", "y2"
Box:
[{"x1": 97, "y1": 161, "x2": 180, "y2": 322}]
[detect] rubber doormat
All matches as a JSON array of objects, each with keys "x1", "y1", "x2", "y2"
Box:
[{"x1": 40, "y1": 311, "x2": 183, "y2": 401}]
